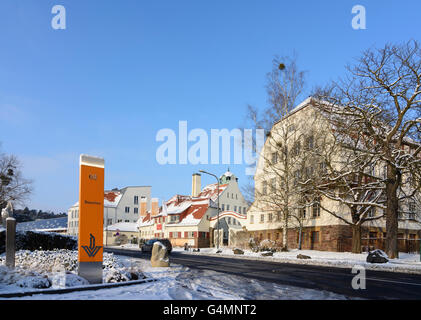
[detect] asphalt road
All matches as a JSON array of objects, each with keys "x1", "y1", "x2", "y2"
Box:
[{"x1": 105, "y1": 247, "x2": 421, "y2": 300}]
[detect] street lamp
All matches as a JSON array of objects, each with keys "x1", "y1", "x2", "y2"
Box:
[{"x1": 199, "y1": 170, "x2": 220, "y2": 250}]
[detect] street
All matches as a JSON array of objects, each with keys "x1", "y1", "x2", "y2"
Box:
[{"x1": 105, "y1": 247, "x2": 421, "y2": 300}]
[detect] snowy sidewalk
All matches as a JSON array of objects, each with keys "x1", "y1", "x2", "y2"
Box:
[{"x1": 174, "y1": 247, "x2": 421, "y2": 275}]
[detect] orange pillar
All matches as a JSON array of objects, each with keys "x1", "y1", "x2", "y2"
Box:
[{"x1": 78, "y1": 154, "x2": 104, "y2": 284}]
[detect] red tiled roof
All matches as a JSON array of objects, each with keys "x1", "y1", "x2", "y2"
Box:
[{"x1": 104, "y1": 191, "x2": 119, "y2": 202}]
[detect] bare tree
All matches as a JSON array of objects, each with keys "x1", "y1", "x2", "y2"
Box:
[
  {"x1": 313, "y1": 40, "x2": 421, "y2": 258},
  {"x1": 245, "y1": 55, "x2": 307, "y2": 250},
  {"x1": 0, "y1": 151, "x2": 33, "y2": 211},
  {"x1": 303, "y1": 112, "x2": 387, "y2": 253}
]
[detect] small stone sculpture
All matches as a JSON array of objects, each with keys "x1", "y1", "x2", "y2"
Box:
[{"x1": 1, "y1": 201, "x2": 13, "y2": 227}]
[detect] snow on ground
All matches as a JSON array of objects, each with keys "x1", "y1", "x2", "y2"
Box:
[
  {"x1": 174, "y1": 247, "x2": 421, "y2": 274},
  {"x1": 16, "y1": 217, "x2": 67, "y2": 232},
  {"x1": 8, "y1": 255, "x2": 352, "y2": 300},
  {"x1": 0, "y1": 250, "x2": 145, "y2": 294}
]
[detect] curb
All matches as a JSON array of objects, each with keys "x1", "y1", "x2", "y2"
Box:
[{"x1": 0, "y1": 277, "x2": 157, "y2": 299}]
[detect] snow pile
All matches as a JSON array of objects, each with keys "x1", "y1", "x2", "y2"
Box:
[{"x1": 0, "y1": 250, "x2": 146, "y2": 293}]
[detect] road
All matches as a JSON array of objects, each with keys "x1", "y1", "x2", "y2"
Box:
[{"x1": 105, "y1": 247, "x2": 421, "y2": 300}]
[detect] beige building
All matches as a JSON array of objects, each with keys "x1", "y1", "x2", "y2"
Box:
[
  {"x1": 104, "y1": 222, "x2": 139, "y2": 246},
  {"x1": 244, "y1": 97, "x2": 421, "y2": 252}
]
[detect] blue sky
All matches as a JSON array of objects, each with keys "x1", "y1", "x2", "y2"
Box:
[{"x1": 0, "y1": 0, "x2": 420, "y2": 212}]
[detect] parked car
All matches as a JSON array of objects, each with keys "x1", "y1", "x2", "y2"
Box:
[{"x1": 140, "y1": 238, "x2": 172, "y2": 253}]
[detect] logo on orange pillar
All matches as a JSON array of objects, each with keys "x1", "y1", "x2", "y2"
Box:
[{"x1": 82, "y1": 233, "x2": 102, "y2": 257}]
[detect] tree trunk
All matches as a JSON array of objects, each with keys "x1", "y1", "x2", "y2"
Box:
[
  {"x1": 385, "y1": 164, "x2": 400, "y2": 259},
  {"x1": 282, "y1": 213, "x2": 288, "y2": 250},
  {"x1": 298, "y1": 224, "x2": 302, "y2": 250},
  {"x1": 351, "y1": 224, "x2": 362, "y2": 254}
]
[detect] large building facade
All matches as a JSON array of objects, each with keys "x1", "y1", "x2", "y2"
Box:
[
  {"x1": 67, "y1": 186, "x2": 152, "y2": 236},
  {"x1": 244, "y1": 98, "x2": 421, "y2": 252}
]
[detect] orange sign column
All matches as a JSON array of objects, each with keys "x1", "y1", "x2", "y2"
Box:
[{"x1": 78, "y1": 154, "x2": 104, "y2": 284}]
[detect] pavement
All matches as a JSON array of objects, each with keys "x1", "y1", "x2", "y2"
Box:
[{"x1": 105, "y1": 247, "x2": 421, "y2": 300}]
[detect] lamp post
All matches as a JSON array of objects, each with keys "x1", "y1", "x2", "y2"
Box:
[{"x1": 199, "y1": 170, "x2": 220, "y2": 250}]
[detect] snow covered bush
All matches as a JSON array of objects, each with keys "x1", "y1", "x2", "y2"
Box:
[
  {"x1": 248, "y1": 238, "x2": 279, "y2": 252},
  {"x1": 0, "y1": 230, "x2": 77, "y2": 254},
  {"x1": 259, "y1": 239, "x2": 278, "y2": 252}
]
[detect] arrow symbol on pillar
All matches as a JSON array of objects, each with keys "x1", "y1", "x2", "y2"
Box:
[{"x1": 82, "y1": 233, "x2": 102, "y2": 257}]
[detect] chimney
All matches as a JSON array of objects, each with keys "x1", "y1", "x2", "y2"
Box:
[
  {"x1": 151, "y1": 198, "x2": 159, "y2": 216},
  {"x1": 140, "y1": 198, "x2": 147, "y2": 217},
  {"x1": 192, "y1": 173, "x2": 201, "y2": 197}
]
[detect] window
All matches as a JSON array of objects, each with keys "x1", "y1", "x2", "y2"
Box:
[
  {"x1": 125, "y1": 220, "x2": 130, "y2": 222},
  {"x1": 117, "y1": 219, "x2": 122, "y2": 223},
  {"x1": 262, "y1": 181, "x2": 267, "y2": 195},
  {"x1": 367, "y1": 207, "x2": 375, "y2": 218},
  {"x1": 306, "y1": 135, "x2": 314, "y2": 150},
  {"x1": 134, "y1": 207, "x2": 138, "y2": 214},
  {"x1": 227, "y1": 192, "x2": 229, "y2": 198},
  {"x1": 305, "y1": 167, "x2": 314, "y2": 179},
  {"x1": 243, "y1": 207, "x2": 247, "y2": 214},
  {"x1": 271, "y1": 178, "x2": 276, "y2": 193},
  {"x1": 260, "y1": 214, "x2": 265, "y2": 223},
  {"x1": 320, "y1": 161, "x2": 327, "y2": 173},
  {"x1": 125, "y1": 207, "x2": 130, "y2": 213},
  {"x1": 234, "y1": 206, "x2": 237, "y2": 212},
  {"x1": 294, "y1": 170, "x2": 301, "y2": 186},
  {"x1": 221, "y1": 204, "x2": 225, "y2": 211},
  {"x1": 250, "y1": 215, "x2": 254, "y2": 224},
  {"x1": 236, "y1": 194, "x2": 238, "y2": 199},
  {"x1": 227, "y1": 217, "x2": 231, "y2": 224},
  {"x1": 369, "y1": 232, "x2": 377, "y2": 239},
  {"x1": 226, "y1": 205, "x2": 230, "y2": 211},
  {"x1": 292, "y1": 141, "x2": 301, "y2": 156},
  {"x1": 299, "y1": 207, "x2": 306, "y2": 219},
  {"x1": 268, "y1": 213, "x2": 273, "y2": 222},
  {"x1": 134, "y1": 196, "x2": 139, "y2": 204},
  {"x1": 311, "y1": 231, "x2": 320, "y2": 243},
  {"x1": 271, "y1": 152, "x2": 278, "y2": 164},
  {"x1": 107, "y1": 218, "x2": 113, "y2": 225},
  {"x1": 312, "y1": 201, "x2": 320, "y2": 218}
]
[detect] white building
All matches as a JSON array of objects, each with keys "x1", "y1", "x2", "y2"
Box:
[
  {"x1": 138, "y1": 170, "x2": 250, "y2": 247},
  {"x1": 67, "y1": 186, "x2": 151, "y2": 236}
]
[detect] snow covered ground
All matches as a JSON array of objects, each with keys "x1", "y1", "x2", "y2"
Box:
[
  {"x1": 174, "y1": 247, "x2": 421, "y2": 274},
  {"x1": 0, "y1": 250, "x2": 145, "y2": 295},
  {"x1": 16, "y1": 217, "x2": 67, "y2": 232},
  {"x1": 5, "y1": 254, "x2": 352, "y2": 300}
]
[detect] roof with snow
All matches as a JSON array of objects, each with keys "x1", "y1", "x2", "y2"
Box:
[
  {"x1": 196, "y1": 183, "x2": 228, "y2": 202},
  {"x1": 70, "y1": 190, "x2": 123, "y2": 209},
  {"x1": 105, "y1": 222, "x2": 138, "y2": 232}
]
